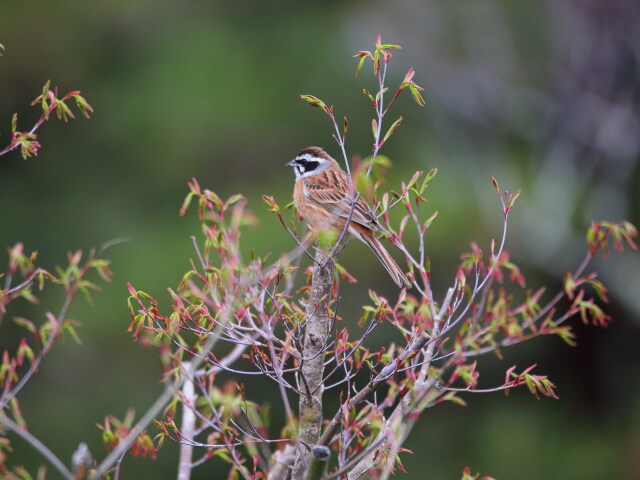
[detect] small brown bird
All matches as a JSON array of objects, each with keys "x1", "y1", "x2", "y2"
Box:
[{"x1": 286, "y1": 147, "x2": 410, "y2": 288}]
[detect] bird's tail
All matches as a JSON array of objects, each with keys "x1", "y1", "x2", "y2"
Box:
[{"x1": 361, "y1": 234, "x2": 410, "y2": 288}]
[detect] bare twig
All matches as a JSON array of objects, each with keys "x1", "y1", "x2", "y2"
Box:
[
  {"x1": 0, "y1": 412, "x2": 74, "y2": 480},
  {"x1": 316, "y1": 330, "x2": 431, "y2": 449},
  {"x1": 90, "y1": 327, "x2": 235, "y2": 479},
  {"x1": 0, "y1": 249, "x2": 96, "y2": 410},
  {"x1": 347, "y1": 289, "x2": 453, "y2": 479}
]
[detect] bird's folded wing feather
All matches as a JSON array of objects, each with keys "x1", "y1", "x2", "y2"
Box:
[{"x1": 303, "y1": 171, "x2": 378, "y2": 230}]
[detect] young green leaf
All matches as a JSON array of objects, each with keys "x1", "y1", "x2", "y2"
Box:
[
  {"x1": 353, "y1": 50, "x2": 373, "y2": 77},
  {"x1": 420, "y1": 168, "x2": 437, "y2": 194},
  {"x1": 491, "y1": 176, "x2": 500, "y2": 195},
  {"x1": 362, "y1": 89, "x2": 375, "y2": 105},
  {"x1": 299, "y1": 94, "x2": 327, "y2": 109},
  {"x1": 409, "y1": 84, "x2": 426, "y2": 107},
  {"x1": 381, "y1": 116, "x2": 403, "y2": 145},
  {"x1": 373, "y1": 48, "x2": 380, "y2": 75},
  {"x1": 355, "y1": 55, "x2": 367, "y2": 77},
  {"x1": 423, "y1": 211, "x2": 438, "y2": 232},
  {"x1": 73, "y1": 94, "x2": 94, "y2": 118}
]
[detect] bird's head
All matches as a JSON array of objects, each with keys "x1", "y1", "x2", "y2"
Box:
[{"x1": 286, "y1": 147, "x2": 336, "y2": 179}]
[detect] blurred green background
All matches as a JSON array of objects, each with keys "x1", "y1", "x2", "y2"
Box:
[{"x1": 1, "y1": 1, "x2": 639, "y2": 478}]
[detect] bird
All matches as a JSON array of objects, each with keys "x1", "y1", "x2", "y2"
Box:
[{"x1": 286, "y1": 146, "x2": 410, "y2": 288}]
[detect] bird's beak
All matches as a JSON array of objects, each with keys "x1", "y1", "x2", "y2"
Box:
[{"x1": 285, "y1": 159, "x2": 298, "y2": 167}]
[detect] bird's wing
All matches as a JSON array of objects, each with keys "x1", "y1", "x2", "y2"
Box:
[{"x1": 303, "y1": 168, "x2": 379, "y2": 230}]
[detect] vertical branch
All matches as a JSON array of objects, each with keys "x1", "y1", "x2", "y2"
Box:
[
  {"x1": 267, "y1": 444, "x2": 297, "y2": 480},
  {"x1": 91, "y1": 300, "x2": 235, "y2": 480},
  {"x1": 72, "y1": 443, "x2": 93, "y2": 480},
  {"x1": 177, "y1": 361, "x2": 196, "y2": 480},
  {"x1": 292, "y1": 247, "x2": 335, "y2": 480},
  {"x1": 365, "y1": 60, "x2": 388, "y2": 178}
]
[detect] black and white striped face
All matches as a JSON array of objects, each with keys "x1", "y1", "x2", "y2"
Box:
[{"x1": 286, "y1": 149, "x2": 331, "y2": 179}]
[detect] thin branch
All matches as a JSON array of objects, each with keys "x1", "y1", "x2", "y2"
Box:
[
  {"x1": 91, "y1": 278, "x2": 242, "y2": 479},
  {"x1": 348, "y1": 289, "x2": 452, "y2": 479},
  {"x1": 112, "y1": 448, "x2": 127, "y2": 480},
  {"x1": 0, "y1": 87, "x2": 91, "y2": 158},
  {"x1": 439, "y1": 204, "x2": 511, "y2": 338},
  {"x1": 316, "y1": 330, "x2": 431, "y2": 448},
  {"x1": 0, "y1": 253, "x2": 90, "y2": 410},
  {"x1": 365, "y1": 60, "x2": 388, "y2": 178},
  {"x1": 0, "y1": 412, "x2": 74, "y2": 480}
]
